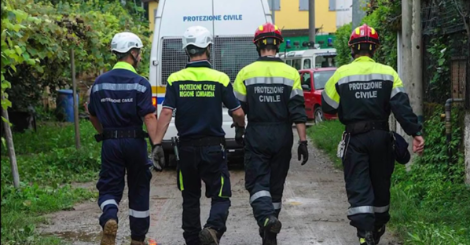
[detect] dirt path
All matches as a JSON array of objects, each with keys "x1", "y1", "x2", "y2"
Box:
[{"x1": 39, "y1": 130, "x2": 401, "y2": 245}]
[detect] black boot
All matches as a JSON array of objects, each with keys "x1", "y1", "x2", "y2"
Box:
[
  {"x1": 262, "y1": 216, "x2": 282, "y2": 245},
  {"x1": 373, "y1": 225, "x2": 386, "y2": 244},
  {"x1": 359, "y1": 231, "x2": 376, "y2": 245}
]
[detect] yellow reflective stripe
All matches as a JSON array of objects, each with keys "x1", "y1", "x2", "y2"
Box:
[
  {"x1": 324, "y1": 72, "x2": 341, "y2": 105},
  {"x1": 179, "y1": 170, "x2": 184, "y2": 191},
  {"x1": 237, "y1": 61, "x2": 298, "y2": 80},
  {"x1": 292, "y1": 73, "x2": 302, "y2": 90},
  {"x1": 392, "y1": 72, "x2": 404, "y2": 89},
  {"x1": 233, "y1": 70, "x2": 247, "y2": 100},
  {"x1": 167, "y1": 67, "x2": 230, "y2": 86},
  {"x1": 113, "y1": 61, "x2": 137, "y2": 73}
]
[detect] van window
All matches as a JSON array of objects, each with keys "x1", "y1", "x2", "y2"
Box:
[
  {"x1": 286, "y1": 60, "x2": 292, "y2": 66},
  {"x1": 315, "y1": 55, "x2": 336, "y2": 68},
  {"x1": 292, "y1": 59, "x2": 302, "y2": 70},
  {"x1": 213, "y1": 37, "x2": 259, "y2": 82},
  {"x1": 303, "y1": 58, "x2": 312, "y2": 69},
  {"x1": 161, "y1": 38, "x2": 188, "y2": 85}
]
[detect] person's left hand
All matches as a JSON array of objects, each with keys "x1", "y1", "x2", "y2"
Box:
[{"x1": 151, "y1": 144, "x2": 165, "y2": 171}]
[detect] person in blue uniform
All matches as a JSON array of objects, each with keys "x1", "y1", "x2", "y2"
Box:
[
  {"x1": 88, "y1": 32, "x2": 160, "y2": 245},
  {"x1": 152, "y1": 26, "x2": 246, "y2": 245}
]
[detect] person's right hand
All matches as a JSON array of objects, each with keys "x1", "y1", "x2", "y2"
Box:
[{"x1": 412, "y1": 136, "x2": 425, "y2": 155}]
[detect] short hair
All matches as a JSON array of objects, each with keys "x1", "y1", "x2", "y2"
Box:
[{"x1": 186, "y1": 44, "x2": 210, "y2": 58}]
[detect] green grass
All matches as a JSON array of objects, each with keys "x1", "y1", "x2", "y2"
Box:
[
  {"x1": 307, "y1": 118, "x2": 470, "y2": 245},
  {"x1": 307, "y1": 120, "x2": 344, "y2": 168},
  {"x1": 1, "y1": 119, "x2": 101, "y2": 245}
]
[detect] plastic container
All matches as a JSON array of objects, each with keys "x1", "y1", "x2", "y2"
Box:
[{"x1": 56, "y1": 89, "x2": 79, "y2": 122}]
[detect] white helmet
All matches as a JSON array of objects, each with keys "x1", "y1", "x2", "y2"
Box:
[
  {"x1": 182, "y1": 26, "x2": 213, "y2": 50},
  {"x1": 111, "y1": 32, "x2": 143, "y2": 53}
]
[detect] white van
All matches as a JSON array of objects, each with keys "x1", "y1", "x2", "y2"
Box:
[
  {"x1": 149, "y1": 0, "x2": 272, "y2": 166},
  {"x1": 278, "y1": 48, "x2": 337, "y2": 70}
]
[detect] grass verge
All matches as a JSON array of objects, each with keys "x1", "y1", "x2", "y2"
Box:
[
  {"x1": 1, "y1": 120, "x2": 101, "y2": 245},
  {"x1": 307, "y1": 112, "x2": 470, "y2": 245}
]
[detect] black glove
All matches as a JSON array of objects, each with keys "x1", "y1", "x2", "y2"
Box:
[
  {"x1": 94, "y1": 134, "x2": 103, "y2": 142},
  {"x1": 298, "y1": 140, "x2": 309, "y2": 165},
  {"x1": 150, "y1": 141, "x2": 164, "y2": 171},
  {"x1": 231, "y1": 123, "x2": 245, "y2": 145}
]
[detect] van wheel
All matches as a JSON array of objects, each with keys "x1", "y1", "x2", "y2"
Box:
[{"x1": 314, "y1": 107, "x2": 324, "y2": 124}]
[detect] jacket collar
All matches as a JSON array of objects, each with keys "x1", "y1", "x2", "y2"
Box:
[
  {"x1": 186, "y1": 60, "x2": 212, "y2": 68},
  {"x1": 353, "y1": 56, "x2": 376, "y2": 63},
  {"x1": 257, "y1": 56, "x2": 284, "y2": 62},
  {"x1": 112, "y1": 61, "x2": 137, "y2": 73}
]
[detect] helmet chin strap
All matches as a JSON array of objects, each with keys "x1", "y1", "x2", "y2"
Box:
[{"x1": 130, "y1": 53, "x2": 139, "y2": 68}]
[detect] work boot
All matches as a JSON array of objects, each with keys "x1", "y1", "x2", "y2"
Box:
[
  {"x1": 373, "y1": 225, "x2": 386, "y2": 244},
  {"x1": 262, "y1": 216, "x2": 282, "y2": 245},
  {"x1": 101, "y1": 219, "x2": 118, "y2": 245},
  {"x1": 359, "y1": 231, "x2": 376, "y2": 245},
  {"x1": 199, "y1": 227, "x2": 220, "y2": 245},
  {"x1": 130, "y1": 240, "x2": 146, "y2": 245}
]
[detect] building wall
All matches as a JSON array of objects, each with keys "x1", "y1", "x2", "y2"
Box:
[
  {"x1": 148, "y1": 2, "x2": 158, "y2": 40},
  {"x1": 274, "y1": 0, "x2": 337, "y2": 33}
]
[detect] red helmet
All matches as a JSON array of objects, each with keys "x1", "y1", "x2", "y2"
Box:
[
  {"x1": 348, "y1": 24, "x2": 380, "y2": 47},
  {"x1": 253, "y1": 22, "x2": 284, "y2": 45}
]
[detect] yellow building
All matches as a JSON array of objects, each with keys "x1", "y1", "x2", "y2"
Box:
[
  {"x1": 144, "y1": 0, "x2": 337, "y2": 34},
  {"x1": 274, "y1": 0, "x2": 337, "y2": 33}
]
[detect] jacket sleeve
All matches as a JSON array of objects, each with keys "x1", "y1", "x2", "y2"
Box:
[
  {"x1": 389, "y1": 71, "x2": 422, "y2": 136},
  {"x1": 321, "y1": 71, "x2": 340, "y2": 114},
  {"x1": 288, "y1": 72, "x2": 308, "y2": 124},
  {"x1": 233, "y1": 70, "x2": 249, "y2": 115}
]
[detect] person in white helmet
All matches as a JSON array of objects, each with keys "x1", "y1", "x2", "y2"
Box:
[
  {"x1": 153, "y1": 26, "x2": 245, "y2": 245},
  {"x1": 87, "y1": 32, "x2": 160, "y2": 245}
]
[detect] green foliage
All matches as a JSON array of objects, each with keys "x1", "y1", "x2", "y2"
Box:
[
  {"x1": 425, "y1": 36, "x2": 452, "y2": 103},
  {"x1": 1, "y1": 0, "x2": 151, "y2": 112},
  {"x1": 333, "y1": 0, "x2": 400, "y2": 69},
  {"x1": 1, "y1": 119, "x2": 100, "y2": 244},
  {"x1": 333, "y1": 23, "x2": 352, "y2": 67},
  {"x1": 361, "y1": 0, "x2": 400, "y2": 69},
  {"x1": 307, "y1": 120, "x2": 344, "y2": 168}
]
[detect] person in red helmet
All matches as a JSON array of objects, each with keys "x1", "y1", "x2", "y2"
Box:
[
  {"x1": 321, "y1": 24, "x2": 425, "y2": 245},
  {"x1": 232, "y1": 22, "x2": 308, "y2": 245}
]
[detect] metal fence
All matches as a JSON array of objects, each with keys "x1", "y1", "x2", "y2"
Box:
[{"x1": 160, "y1": 36, "x2": 259, "y2": 84}]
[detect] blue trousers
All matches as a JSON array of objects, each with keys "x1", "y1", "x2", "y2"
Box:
[
  {"x1": 96, "y1": 138, "x2": 152, "y2": 241},
  {"x1": 177, "y1": 144, "x2": 232, "y2": 245}
]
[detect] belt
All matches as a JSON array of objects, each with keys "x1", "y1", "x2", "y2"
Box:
[
  {"x1": 178, "y1": 137, "x2": 225, "y2": 147},
  {"x1": 345, "y1": 121, "x2": 389, "y2": 135},
  {"x1": 97, "y1": 129, "x2": 148, "y2": 141}
]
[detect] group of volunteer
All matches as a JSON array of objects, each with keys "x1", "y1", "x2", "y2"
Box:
[{"x1": 87, "y1": 21, "x2": 424, "y2": 245}]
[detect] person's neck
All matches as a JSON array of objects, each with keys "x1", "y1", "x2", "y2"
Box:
[{"x1": 190, "y1": 55, "x2": 208, "y2": 62}]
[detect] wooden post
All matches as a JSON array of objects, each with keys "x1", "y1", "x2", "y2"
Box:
[
  {"x1": 2, "y1": 107, "x2": 20, "y2": 188},
  {"x1": 71, "y1": 49, "x2": 81, "y2": 149},
  {"x1": 411, "y1": 0, "x2": 424, "y2": 122}
]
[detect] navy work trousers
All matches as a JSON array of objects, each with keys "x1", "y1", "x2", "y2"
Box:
[
  {"x1": 97, "y1": 138, "x2": 152, "y2": 241},
  {"x1": 177, "y1": 144, "x2": 231, "y2": 245},
  {"x1": 342, "y1": 130, "x2": 395, "y2": 238},
  {"x1": 244, "y1": 123, "x2": 293, "y2": 227}
]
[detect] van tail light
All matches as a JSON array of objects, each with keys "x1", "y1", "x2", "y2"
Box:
[{"x1": 152, "y1": 96, "x2": 157, "y2": 108}]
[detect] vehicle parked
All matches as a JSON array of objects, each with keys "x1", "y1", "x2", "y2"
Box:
[
  {"x1": 299, "y1": 67, "x2": 338, "y2": 123},
  {"x1": 279, "y1": 48, "x2": 337, "y2": 71},
  {"x1": 148, "y1": 0, "x2": 272, "y2": 166}
]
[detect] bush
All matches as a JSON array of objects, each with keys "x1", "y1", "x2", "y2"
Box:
[
  {"x1": 1, "y1": 119, "x2": 100, "y2": 244},
  {"x1": 1, "y1": 0, "x2": 151, "y2": 112},
  {"x1": 333, "y1": 23, "x2": 353, "y2": 67}
]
